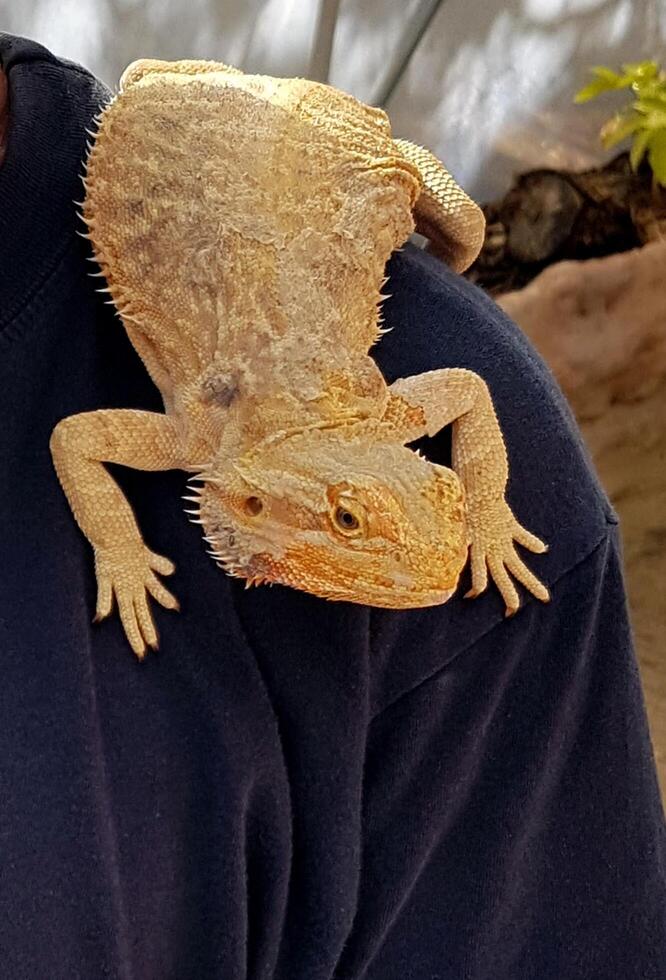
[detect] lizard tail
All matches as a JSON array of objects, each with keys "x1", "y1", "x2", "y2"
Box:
[{"x1": 394, "y1": 138, "x2": 485, "y2": 273}]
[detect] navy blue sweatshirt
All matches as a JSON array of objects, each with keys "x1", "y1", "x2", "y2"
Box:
[{"x1": 0, "y1": 33, "x2": 664, "y2": 980}]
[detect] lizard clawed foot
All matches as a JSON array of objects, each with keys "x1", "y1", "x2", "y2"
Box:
[
  {"x1": 93, "y1": 545, "x2": 179, "y2": 658},
  {"x1": 464, "y1": 500, "x2": 549, "y2": 615}
]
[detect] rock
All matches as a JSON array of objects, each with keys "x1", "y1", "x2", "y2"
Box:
[
  {"x1": 465, "y1": 153, "x2": 655, "y2": 295},
  {"x1": 501, "y1": 171, "x2": 583, "y2": 263},
  {"x1": 630, "y1": 185, "x2": 666, "y2": 244},
  {"x1": 499, "y1": 241, "x2": 666, "y2": 419}
]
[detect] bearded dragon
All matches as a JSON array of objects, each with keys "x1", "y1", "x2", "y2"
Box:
[{"x1": 50, "y1": 58, "x2": 549, "y2": 658}]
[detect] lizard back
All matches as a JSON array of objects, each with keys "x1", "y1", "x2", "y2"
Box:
[{"x1": 82, "y1": 62, "x2": 421, "y2": 408}]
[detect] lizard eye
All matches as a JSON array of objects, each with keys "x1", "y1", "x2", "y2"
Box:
[{"x1": 334, "y1": 506, "x2": 360, "y2": 532}]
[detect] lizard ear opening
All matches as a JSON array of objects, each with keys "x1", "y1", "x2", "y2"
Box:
[
  {"x1": 244, "y1": 496, "x2": 263, "y2": 517},
  {"x1": 393, "y1": 138, "x2": 486, "y2": 273}
]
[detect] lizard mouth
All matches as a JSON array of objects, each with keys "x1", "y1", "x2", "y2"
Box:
[
  {"x1": 350, "y1": 585, "x2": 457, "y2": 609},
  {"x1": 226, "y1": 543, "x2": 465, "y2": 607}
]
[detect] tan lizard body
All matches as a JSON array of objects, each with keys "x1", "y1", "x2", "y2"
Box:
[{"x1": 51, "y1": 58, "x2": 548, "y2": 658}]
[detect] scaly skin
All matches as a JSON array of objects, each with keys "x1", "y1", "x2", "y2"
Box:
[{"x1": 50, "y1": 58, "x2": 548, "y2": 658}]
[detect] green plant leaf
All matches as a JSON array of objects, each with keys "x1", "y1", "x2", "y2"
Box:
[
  {"x1": 644, "y1": 112, "x2": 666, "y2": 130},
  {"x1": 621, "y1": 60, "x2": 659, "y2": 82},
  {"x1": 636, "y1": 96, "x2": 666, "y2": 112},
  {"x1": 629, "y1": 128, "x2": 652, "y2": 171},
  {"x1": 576, "y1": 58, "x2": 666, "y2": 185},
  {"x1": 574, "y1": 65, "x2": 626, "y2": 102},
  {"x1": 635, "y1": 78, "x2": 666, "y2": 98},
  {"x1": 647, "y1": 130, "x2": 666, "y2": 185},
  {"x1": 592, "y1": 66, "x2": 624, "y2": 83},
  {"x1": 575, "y1": 79, "x2": 617, "y2": 103},
  {"x1": 634, "y1": 96, "x2": 666, "y2": 121},
  {"x1": 600, "y1": 111, "x2": 644, "y2": 148}
]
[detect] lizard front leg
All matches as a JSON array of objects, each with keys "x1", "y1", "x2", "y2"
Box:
[
  {"x1": 50, "y1": 410, "x2": 186, "y2": 657},
  {"x1": 389, "y1": 368, "x2": 549, "y2": 613}
]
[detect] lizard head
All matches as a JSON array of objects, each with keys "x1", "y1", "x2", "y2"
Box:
[{"x1": 192, "y1": 425, "x2": 469, "y2": 608}]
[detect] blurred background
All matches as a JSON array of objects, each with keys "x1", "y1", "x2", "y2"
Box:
[
  {"x1": 2, "y1": 0, "x2": 665, "y2": 795},
  {"x1": 1, "y1": 0, "x2": 662, "y2": 199}
]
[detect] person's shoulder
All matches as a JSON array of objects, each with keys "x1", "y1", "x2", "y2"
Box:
[
  {"x1": 0, "y1": 32, "x2": 109, "y2": 102},
  {"x1": 368, "y1": 244, "x2": 617, "y2": 709},
  {"x1": 0, "y1": 34, "x2": 111, "y2": 324}
]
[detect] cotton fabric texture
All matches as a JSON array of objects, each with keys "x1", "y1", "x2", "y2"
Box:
[{"x1": 0, "y1": 32, "x2": 664, "y2": 980}]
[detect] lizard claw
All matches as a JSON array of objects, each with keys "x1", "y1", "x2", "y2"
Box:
[
  {"x1": 93, "y1": 545, "x2": 178, "y2": 658},
  {"x1": 464, "y1": 502, "x2": 549, "y2": 614}
]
